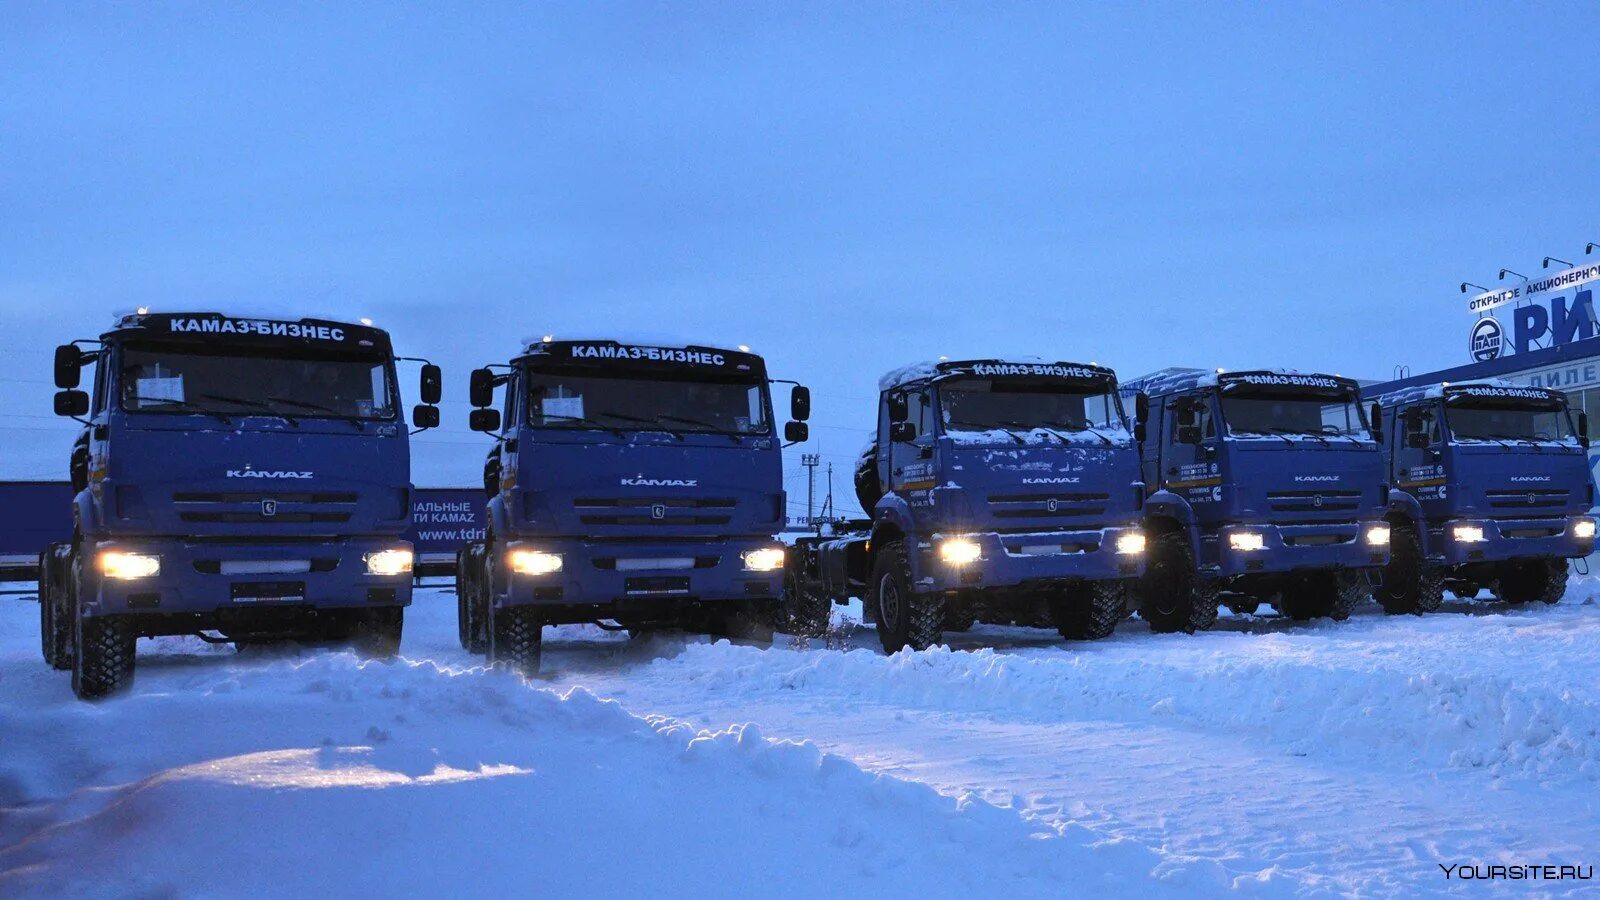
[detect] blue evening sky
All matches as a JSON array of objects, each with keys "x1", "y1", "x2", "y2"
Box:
[{"x1": 4, "y1": 3, "x2": 1597, "y2": 513}]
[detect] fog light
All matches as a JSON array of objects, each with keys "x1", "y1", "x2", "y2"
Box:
[
  {"x1": 1228, "y1": 532, "x2": 1265, "y2": 552},
  {"x1": 938, "y1": 537, "x2": 983, "y2": 565},
  {"x1": 508, "y1": 549, "x2": 563, "y2": 575},
  {"x1": 741, "y1": 547, "x2": 786, "y2": 572},
  {"x1": 1452, "y1": 524, "x2": 1486, "y2": 543},
  {"x1": 1114, "y1": 532, "x2": 1146, "y2": 555},
  {"x1": 99, "y1": 550, "x2": 160, "y2": 580},
  {"x1": 1574, "y1": 518, "x2": 1596, "y2": 539},
  {"x1": 364, "y1": 548, "x2": 413, "y2": 576},
  {"x1": 1365, "y1": 524, "x2": 1391, "y2": 547}
]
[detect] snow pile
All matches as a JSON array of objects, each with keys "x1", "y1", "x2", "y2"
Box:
[{"x1": 0, "y1": 628, "x2": 1215, "y2": 898}]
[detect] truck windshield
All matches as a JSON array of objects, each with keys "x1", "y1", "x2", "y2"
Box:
[
  {"x1": 1447, "y1": 402, "x2": 1576, "y2": 443},
  {"x1": 525, "y1": 370, "x2": 770, "y2": 435},
  {"x1": 938, "y1": 378, "x2": 1122, "y2": 434},
  {"x1": 1220, "y1": 393, "x2": 1369, "y2": 438},
  {"x1": 119, "y1": 345, "x2": 395, "y2": 420}
]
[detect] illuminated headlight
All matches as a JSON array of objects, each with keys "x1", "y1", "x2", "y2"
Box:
[
  {"x1": 98, "y1": 550, "x2": 160, "y2": 580},
  {"x1": 1364, "y1": 524, "x2": 1391, "y2": 547},
  {"x1": 1114, "y1": 532, "x2": 1147, "y2": 555},
  {"x1": 1228, "y1": 532, "x2": 1266, "y2": 552},
  {"x1": 1573, "y1": 518, "x2": 1597, "y2": 540},
  {"x1": 1452, "y1": 524, "x2": 1487, "y2": 543},
  {"x1": 508, "y1": 549, "x2": 563, "y2": 576},
  {"x1": 364, "y1": 548, "x2": 414, "y2": 576},
  {"x1": 741, "y1": 547, "x2": 786, "y2": 572},
  {"x1": 938, "y1": 537, "x2": 983, "y2": 565}
]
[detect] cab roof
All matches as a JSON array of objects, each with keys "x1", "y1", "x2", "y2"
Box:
[{"x1": 878, "y1": 358, "x2": 1115, "y2": 392}]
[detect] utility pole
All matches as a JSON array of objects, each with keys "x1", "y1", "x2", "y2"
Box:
[
  {"x1": 801, "y1": 453, "x2": 820, "y2": 533},
  {"x1": 824, "y1": 463, "x2": 834, "y2": 525}
]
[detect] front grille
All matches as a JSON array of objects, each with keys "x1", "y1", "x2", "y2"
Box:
[
  {"x1": 593, "y1": 556, "x2": 719, "y2": 570},
  {"x1": 1266, "y1": 489, "x2": 1362, "y2": 514},
  {"x1": 624, "y1": 576, "x2": 690, "y2": 595},
  {"x1": 180, "y1": 512, "x2": 350, "y2": 524},
  {"x1": 1486, "y1": 489, "x2": 1569, "y2": 511},
  {"x1": 172, "y1": 490, "x2": 357, "y2": 526},
  {"x1": 574, "y1": 496, "x2": 736, "y2": 527},
  {"x1": 987, "y1": 491, "x2": 1110, "y2": 520}
]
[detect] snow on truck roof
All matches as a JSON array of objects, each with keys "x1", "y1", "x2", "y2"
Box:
[
  {"x1": 877, "y1": 359, "x2": 1115, "y2": 392},
  {"x1": 1375, "y1": 378, "x2": 1561, "y2": 407},
  {"x1": 1124, "y1": 367, "x2": 1357, "y2": 398}
]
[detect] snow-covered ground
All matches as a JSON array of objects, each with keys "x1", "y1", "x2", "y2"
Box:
[{"x1": 4, "y1": 582, "x2": 1600, "y2": 897}]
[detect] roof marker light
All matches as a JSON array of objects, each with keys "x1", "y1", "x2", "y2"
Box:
[
  {"x1": 359, "y1": 317, "x2": 373, "y2": 326},
  {"x1": 738, "y1": 345, "x2": 750, "y2": 352},
  {"x1": 136, "y1": 306, "x2": 149, "y2": 315},
  {"x1": 542, "y1": 334, "x2": 554, "y2": 343}
]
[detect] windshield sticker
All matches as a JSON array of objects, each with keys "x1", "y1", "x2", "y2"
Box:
[
  {"x1": 135, "y1": 375, "x2": 184, "y2": 403},
  {"x1": 166, "y1": 318, "x2": 347, "y2": 341},
  {"x1": 961, "y1": 362, "x2": 1105, "y2": 381},
  {"x1": 544, "y1": 396, "x2": 585, "y2": 421},
  {"x1": 1450, "y1": 386, "x2": 1554, "y2": 402},
  {"x1": 568, "y1": 344, "x2": 728, "y2": 366},
  {"x1": 1223, "y1": 373, "x2": 1343, "y2": 390}
]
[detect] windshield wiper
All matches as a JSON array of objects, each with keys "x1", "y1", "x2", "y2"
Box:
[
  {"x1": 263, "y1": 396, "x2": 365, "y2": 426},
  {"x1": 543, "y1": 413, "x2": 632, "y2": 440},
  {"x1": 655, "y1": 413, "x2": 745, "y2": 441},
  {"x1": 138, "y1": 399, "x2": 233, "y2": 426},
  {"x1": 200, "y1": 393, "x2": 300, "y2": 427},
  {"x1": 1238, "y1": 427, "x2": 1295, "y2": 446},
  {"x1": 1483, "y1": 432, "x2": 1543, "y2": 452}
]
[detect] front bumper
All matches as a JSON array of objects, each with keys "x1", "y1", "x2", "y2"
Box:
[
  {"x1": 1208, "y1": 522, "x2": 1389, "y2": 578},
  {"x1": 915, "y1": 527, "x2": 1145, "y2": 593},
  {"x1": 1428, "y1": 517, "x2": 1596, "y2": 566},
  {"x1": 80, "y1": 536, "x2": 414, "y2": 618},
  {"x1": 497, "y1": 536, "x2": 784, "y2": 610}
]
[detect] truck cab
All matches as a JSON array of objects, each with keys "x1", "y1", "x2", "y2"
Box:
[
  {"x1": 1371, "y1": 381, "x2": 1594, "y2": 611},
  {"x1": 456, "y1": 338, "x2": 809, "y2": 673},
  {"x1": 1126, "y1": 369, "x2": 1390, "y2": 628},
  {"x1": 788, "y1": 359, "x2": 1147, "y2": 653},
  {"x1": 39, "y1": 311, "x2": 440, "y2": 699}
]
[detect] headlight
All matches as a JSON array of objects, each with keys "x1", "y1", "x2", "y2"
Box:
[
  {"x1": 98, "y1": 550, "x2": 160, "y2": 580},
  {"x1": 1365, "y1": 525, "x2": 1391, "y2": 547},
  {"x1": 938, "y1": 537, "x2": 983, "y2": 565},
  {"x1": 1228, "y1": 532, "x2": 1265, "y2": 552},
  {"x1": 1452, "y1": 524, "x2": 1486, "y2": 543},
  {"x1": 1574, "y1": 518, "x2": 1596, "y2": 539},
  {"x1": 741, "y1": 547, "x2": 786, "y2": 572},
  {"x1": 508, "y1": 549, "x2": 563, "y2": 575},
  {"x1": 364, "y1": 548, "x2": 413, "y2": 576},
  {"x1": 1114, "y1": 532, "x2": 1146, "y2": 555}
]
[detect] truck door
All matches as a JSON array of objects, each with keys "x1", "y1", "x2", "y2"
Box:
[
  {"x1": 1163, "y1": 391, "x2": 1221, "y2": 513},
  {"x1": 1395, "y1": 401, "x2": 1445, "y2": 508},
  {"x1": 886, "y1": 387, "x2": 936, "y2": 497}
]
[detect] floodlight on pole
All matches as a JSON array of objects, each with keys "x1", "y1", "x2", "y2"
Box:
[
  {"x1": 1498, "y1": 268, "x2": 1527, "y2": 282},
  {"x1": 1459, "y1": 282, "x2": 1490, "y2": 294},
  {"x1": 1543, "y1": 257, "x2": 1573, "y2": 270}
]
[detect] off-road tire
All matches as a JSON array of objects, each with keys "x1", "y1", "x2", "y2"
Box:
[
  {"x1": 42, "y1": 548, "x2": 75, "y2": 670},
  {"x1": 1052, "y1": 581, "x2": 1126, "y2": 641},
  {"x1": 1497, "y1": 559, "x2": 1568, "y2": 605},
  {"x1": 488, "y1": 604, "x2": 543, "y2": 676},
  {"x1": 942, "y1": 605, "x2": 977, "y2": 632},
  {"x1": 1224, "y1": 598, "x2": 1261, "y2": 616},
  {"x1": 1376, "y1": 522, "x2": 1443, "y2": 615},
  {"x1": 714, "y1": 602, "x2": 778, "y2": 644},
  {"x1": 38, "y1": 552, "x2": 57, "y2": 667},
  {"x1": 781, "y1": 570, "x2": 832, "y2": 637},
  {"x1": 71, "y1": 553, "x2": 136, "y2": 700},
  {"x1": 1279, "y1": 571, "x2": 1368, "y2": 621},
  {"x1": 355, "y1": 607, "x2": 404, "y2": 659},
  {"x1": 1136, "y1": 531, "x2": 1218, "y2": 634},
  {"x1": 457, "y1": 547, "x2": 489, "y2": 653},
  {"x1": 870, "y1": 540, "x2": 943, "y2": 653}
]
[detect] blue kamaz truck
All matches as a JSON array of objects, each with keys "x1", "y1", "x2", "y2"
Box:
[
  {"x1": 1367, "y1": 380, "x2": 1594, "y2": 611},
  {"x1": 784, "y1": 359, "x2": 1147, "y2": 652},
  {"x1": 1123, "y1": 369, "x2": 1390, "y2": 629},
  {"x1": 455, "y1": 338, "x2": 809, "y2": 673},
  {"x1": 38, "y1": 312, "x2": 440, "y2": 699}
]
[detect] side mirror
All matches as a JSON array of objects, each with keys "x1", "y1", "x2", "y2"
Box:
[
  {"x1": 1176, "y1": 424, "x2": 1202, "y2": 445},
  {"x1": 469, "y1": 408, "x2": 501, "y2": 433},
  {"x1": 412, "y1": 404, "x2": 440, "y2": 429},
  {"x1": 890, "y1": 421, "x2": 918, "y2": 442},
  {"x1": 54, "y1": 345, "x2": 82, "y2": 388},
  {"x1": 1134, "y1": 391, "x2": 1149, "y2": 425},
  {"x1": 469, "y1": 368, "x2": 496, "y2": 408},
  {"x1": 1369, "y1": 402, "x2": 1384, "y2": 444},
  {"x1": 887, "y1": 392, "x2": 908, "y2": 423},
  {"x1": 420, "y1": 364, "x2": 442, "y2": 406},
  {"x1": 54, "y1": 390, "x2": 89, "y2": 417},
  {"x1": 1580, "y1": 412, "x2": 1590, "y2": 448},
  {"x1": 784, "y1": 421, "x2": 809, "y2": 443},
  {"x1": 790, "y1": 385, "x2": 811, "y2": 421}
]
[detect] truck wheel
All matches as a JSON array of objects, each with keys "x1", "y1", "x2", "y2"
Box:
[
  {"x1": 1376, "y1": 522, "x2": 1443, "y2": 615},
  {"x1": 70, "y1": 558, "x2": 135, "y2": 700},
  {"x1": 870, "y1": 541, "x2": 943, "y2": 653},
  {"x1": 458, "y1": 549, "x2": 487, "y2": 653},
  {"x1": 1279, "y1": 572, "x2": 1367, "y2": 621},
  {"x1": 488, "y1": 605, "x2": 542, "y2": 676},
  {"x1": 43, "y1": 548, "x2": 75, "y2": 670},
  {"x1": 1497, "y1": 560, "x2": 1568, "y2": 605},
  {"x1": 942, "y1": 603, "x2": 977, "y2": 633},
  {"x1": 355, "y1": 608, "x2": 404, "y2": 659},
  {"x1": 1136, "y1": 531, "x2": 1218, "y2": 634},
  {"x1": 1052, "y1": 581, "x2": 1125, "y2": 640},
  {"x1": 38, "y1": 552, "x2": 56, "y2": 667},
  {"x1": 781, "y1": 570, "x2": 832, "y2": 637}
]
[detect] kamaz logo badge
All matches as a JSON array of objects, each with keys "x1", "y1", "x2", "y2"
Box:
[
  {"x1": 1046, "y1": 498, "x2": 1059, "y2": 512},
  {"x1": 1294, "y1": 475, "x2": 1340, "y2": 483},
  {"x1": 621, "y1": 478, "x2": 698, "y2": 487},
  {"x1": 261, "y1": 499, "x2": 277, "y2": 517},
  {"x1": 651, "y1": 504, "x2": 667, "y2": 520},
  {"x1": 1312, "y1": 495, "x2": 1323, "y2": 508},
  {"x1": 1022, "y1": 477, "x2": 1080, "y2": 484},
  {"x1": 227, "y1": 469, "x2": 313, "y2": 479}
]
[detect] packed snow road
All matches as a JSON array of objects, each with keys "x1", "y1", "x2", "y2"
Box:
[{"x1": 4, "y1": 581, "x2": 1600, "y2": 897}]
